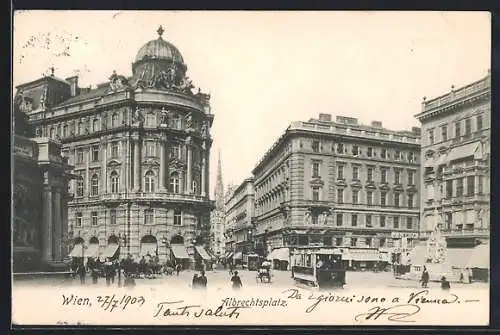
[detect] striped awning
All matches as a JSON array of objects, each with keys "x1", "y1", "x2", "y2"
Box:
[
  {"x1": 195, "y1": 246, "x2": 212, "y2": 261},
  {"x1": 100, "y1": 244, "x2": 120, "y2": 258},
  {"x1": 171, "y1": 245, "x2": 190, "y2": 259},
  {"x1": 225, "y1": 251, "x2": 234, "y2": 259}
]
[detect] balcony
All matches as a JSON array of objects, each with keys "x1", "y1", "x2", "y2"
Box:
[
  {"x1": 100, "y1": 192, "x2": 209, "y2": 204},
  {"x1": 420, "y1": 228, "x2": 489, "y2": 239}
]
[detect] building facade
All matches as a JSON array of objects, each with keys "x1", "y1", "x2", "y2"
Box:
[
  {"x1": 19, "y1": 26, "x2": 215, "y2": 267},
  {"x1": 224, "y1": 177, "x2": 255, "y2": 264},
  {"x1": 252, "y1": 114, "x2": 421, "y2": 269},
  {"x1": 13, "y1": 94, "x2": 72, "y2": 272},
  {"x1": 413, "y1": 73, "x2": 490, "y2": 279}
]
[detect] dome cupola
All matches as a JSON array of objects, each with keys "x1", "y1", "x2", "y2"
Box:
[
  {"x1": 134, "y1": 26, "x2": 185, "y2": 64},
  {"x1": 131, "y1": 26, "x2": 189, "y2": 89}
]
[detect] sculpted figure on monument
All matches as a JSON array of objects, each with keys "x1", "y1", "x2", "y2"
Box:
[
  {"x1": 133, "y1": 107, "x2": 144, "y2": 123},
  {"x1": 160, "y1": 107, "x2": 169, "y2": 124},
  {"x1": 109, "y1": 70, "x2": 129, "y2": 90}
]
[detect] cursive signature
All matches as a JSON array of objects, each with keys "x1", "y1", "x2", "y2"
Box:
[
  {"x1": 354, "y1": 304, "x2": 421, "y2": 322},
  {"x1": 153, "y1": 300, "x2": 248, "y2": 319}
]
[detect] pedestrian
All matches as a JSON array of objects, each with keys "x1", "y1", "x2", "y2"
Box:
[
  {"x1": 228, "y1": 262, "x2": 234, "y2": 275},
  {"x1": 421, "y1": 266, "x2": 429, "y2": 288},
  {"x1": 231, "y1": 270, "x2": 242, "y2": 290},
  {"x1": 104, "y1": 258, "x2": 113, "y2": 286},
  {"x1": 192, "y1": 274, "x2": 199, "y2": 289},
  {"x1": 124, "y1": 272, "x2": 136, "y2": 288},
  {"x1": 176, "y1": 263, "x2": 181, "y2": 276},
  {"x1": 77, "y1": 263, "x2": 86, "y2": 285},
  {"x1": 440, "y1": 276, "x2": 451, "y2": 290},
  {"x1": 199, "y1": 271, "x2": 207, "y2": 289}
]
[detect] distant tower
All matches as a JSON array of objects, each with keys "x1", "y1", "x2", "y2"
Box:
[{"x1": 214, "y1": 149, "x2": 224, "y2": 210}]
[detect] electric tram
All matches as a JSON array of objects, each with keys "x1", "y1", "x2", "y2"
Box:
[{"x1": 291, "y1": 248, "x2": 346, "y2": 289}]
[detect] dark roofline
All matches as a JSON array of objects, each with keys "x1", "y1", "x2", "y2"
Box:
[{"x1": 15, "y1": 75, "x2": 69, "y2": 90}]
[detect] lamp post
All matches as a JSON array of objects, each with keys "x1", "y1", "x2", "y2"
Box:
[{"x1": 161, "y1": 236, "x2": 169, "y2": 263}]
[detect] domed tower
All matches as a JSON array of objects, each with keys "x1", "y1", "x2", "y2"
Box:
[{"x1": 131, "y1": 25, "x2": 192, "y2": 93}]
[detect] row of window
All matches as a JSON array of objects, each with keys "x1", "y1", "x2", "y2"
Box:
[
  {"x1": 74, "y1": 209, "x2": 183, "y2": 226},
  {"x1": 289, "y1": 236, "x2": 401, "y2": 248},
  {"x1": 71, "y1": 142, "x2": 185, "y2": 164},
  {"x1": 426, "y1": 175, "x2": 485, "y2": 200},
  {"x1": 309, "y1": 212, "x2": 415, "y2": 229},
  {"x1": 44, "y1": 110, "x2": 198, "y2": 139},
  {"x1": 334, "y1": 188, "x2": 416, "y2": 208},
  {"x1": 312, "y1": 162, "x2": 416, "y2": 185},
  {"x1": 428, "y1": 114, "x2": 484, "y2": 145},
  {"x1": 74, "y1": 171, "x2": 196, "y2": 196},
  {"x1": 310, "y1": 140, "x2": 418, "y2": 162}
]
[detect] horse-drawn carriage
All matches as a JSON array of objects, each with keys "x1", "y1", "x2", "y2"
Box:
[
  {"x1": 292, "y1": 248, "x2": 346, "y2": 289},
  {"x1": 256, "y1": 260, "x2": 272, "y2": 283}
]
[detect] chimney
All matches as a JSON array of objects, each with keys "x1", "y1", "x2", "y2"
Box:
[
  {"x1": 371, "y1": 121, "x2": 383, "y2": 128},
  {"x1": 336, "y1": 116, "x2": 358, "y2": 125},
  {"x1": 318, "y1": 113, "x2": 332, "y2": 122},
  {"x1": 65, "y1": 76, "x2": 80, "y2": 97}
]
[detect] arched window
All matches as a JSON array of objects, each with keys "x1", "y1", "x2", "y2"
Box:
[
  {"x1": 63, "y1": 124, "x2": 68, "y2": 137},
  {"x1": 76, "y1": 176, "x2": 84, "y2": 197},
  {"x1": 110, "y1": 171, "x2": 119, "y2": 194},
  {"x1": 146, "y1": 112, "x2": 155, "y2": 127},
  {"x1": 92, "y1": 118, "x2": 100, "y2": 132},
  {"x1": 90, "y1": 174, "x2": 99, "y2": 196},
  {"x1": 111, "y1": 113, "x2": 118, "y2": 128},
  {"x1": 49, "y1": 127, "x2": 55, "y2": 138},
  {"x1": 145, "y1": 171, "x2": 155, "y2": 193},
  {"x1": 170, "y1": 172, "x2": 179, "y2": 193}
]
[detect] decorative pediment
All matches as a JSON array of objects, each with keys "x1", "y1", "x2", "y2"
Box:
[
  {"x1": 379, "y1": 183, "x2": 391, "y2": 191},
  {"x1": 143, "y1": 158, "x2": 160, "y2": 167},
  {"x1": 406, "y1": 185, "x2": 418, "y2": 193},
  {"x1": 107, "y1": 159, "x2": 122, "y2": 168},
  {"x1": 350, "y1": 180, "x2": 363, "y2": 188},
  {"x1": 365, "y1": 182, "x2": 377, "y2": 190},
  {"x1": 169, "y1": 158, "x2": 186, "y2": 170},
  {"x1": 393, "y1": 184, "x2": 404, "y2": 192},
  {"x1": 335, "y1": 179, "x2": 347, "y2": 187},
  {"x1": 310, "y1": 178, "x2": 325, "y2": 187}
]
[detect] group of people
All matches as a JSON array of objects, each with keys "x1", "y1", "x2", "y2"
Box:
[
  {"x1": 72, "y1": 254, "x2": 184, "y2": 287},
  {"x1": 191, "y1": 270, "x2": 243, "y2": 290},
  {"x1": 420, "y1": 266, "x2": 471, "y2": 290}
]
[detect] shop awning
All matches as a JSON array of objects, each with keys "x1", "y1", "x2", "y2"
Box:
[
  {"x1": 267, "y1": 248, "x2": 289, "y2": 261},
  {"x1": 69, "y1": 244, "x2": 84, "y2": 257},
  {"x1": 171, "y1": 245, "x2": 190, "y2": 259},
  {"x1": 85, "y1": 243, "x2": 100, "y2": 258},
  {"x1": 467, "y1": 244, "x2": 489, "y2": 269},
  {"x1": 140, "y1": 243, "x2": 157, "y2": 257},
  {"x1": 445, "y1": 142, "x2": 481, "y2": 163},
  {"x1": 234, "y1": 252, "x2": 243, "y2": 260},
  {"x1": 348, "y1": 249, "x2": 380, "y2": 262},
  {"x1": 100, "y1": 244, "x2": 119, "y2": 258},
  {"x1": 195, "y1": 246, "x2": 212, "y2": 261},
  {"x1": 225, "y1": 251, "x2": 234, "y2": 259}
]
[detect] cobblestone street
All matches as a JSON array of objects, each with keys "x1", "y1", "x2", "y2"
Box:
[{"x1": 13, "y1": 269, "x2": 488, "y2": 291}]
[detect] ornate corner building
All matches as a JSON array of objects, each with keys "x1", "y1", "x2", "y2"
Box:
[
  {"x1": 413, "y1": 73, "x2": 490, "y2": 277},
  {"x1": 17, "y1": 26, "x2": 215, "y2": 267},
  {"x1": 251, "y1": 114, "x2": 421, "y2": 269}
]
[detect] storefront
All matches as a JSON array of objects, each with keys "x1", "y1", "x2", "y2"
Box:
[
  {"x1": 170, "y1": 244, "x2": 191, "y2": 269},
  {"x1": 266, "y1": 247, "x2": 290, "y2": 270},
  {"x1": 194, "y1": 246, "x2": 213, "y2": 271}
]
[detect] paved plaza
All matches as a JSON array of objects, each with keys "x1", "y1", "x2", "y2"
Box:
[{"x1": 13, "y1": 269, "x2": 487, "y2": 291}]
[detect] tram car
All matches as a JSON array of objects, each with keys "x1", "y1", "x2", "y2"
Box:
[{"x1": 291, "y1": 248, "x2": 346, "y2": 289}]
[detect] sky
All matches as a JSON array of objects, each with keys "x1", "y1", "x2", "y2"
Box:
[{"x1": 13, "y1": 11, "x2": 491, "y2": 195}]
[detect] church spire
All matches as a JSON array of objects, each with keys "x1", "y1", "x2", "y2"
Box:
[{"x1": 214, "y1": 149, "x2": 224, "y2": 209}]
